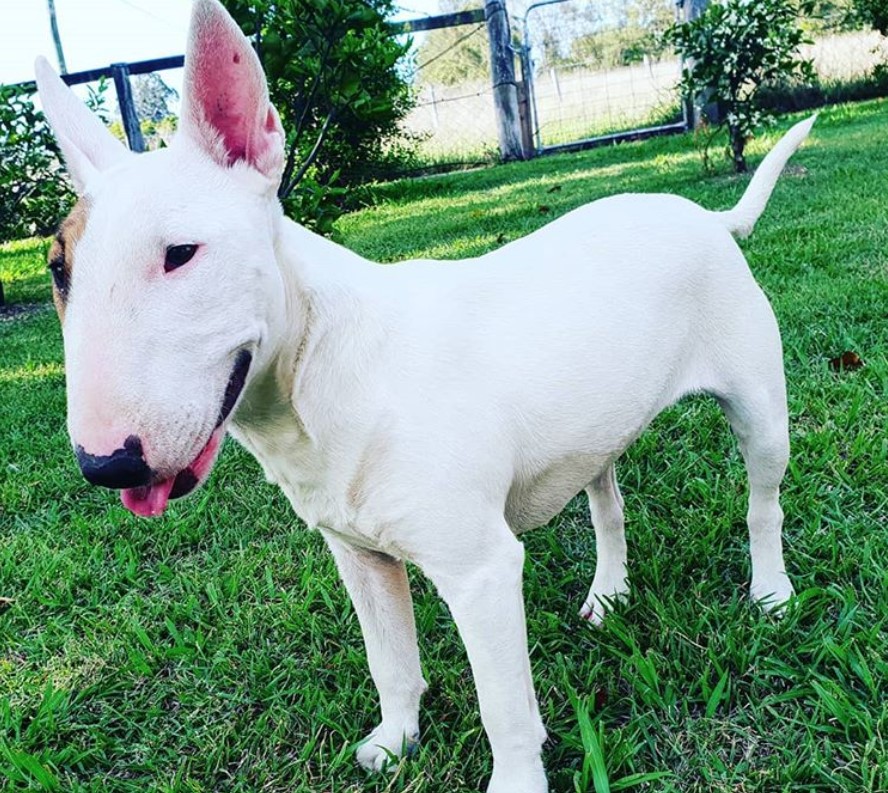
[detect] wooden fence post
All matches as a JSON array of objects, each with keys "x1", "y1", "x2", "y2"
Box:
[
  {"x1": 110, "y1": 62, "x2": 145, "y2": 152},
  {"x1": 484, "y1": 0, "x2": 525, "y2": 161},
  {"x1": 516, "y1": 80, "x2": 534, "y2": 157}
]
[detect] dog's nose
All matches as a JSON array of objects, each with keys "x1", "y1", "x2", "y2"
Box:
[{"x1": 75, "y1": 435, "x2": 152, "y2": 489}]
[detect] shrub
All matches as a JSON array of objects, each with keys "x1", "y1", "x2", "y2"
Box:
[
  {"x1": 222, "y1": 0, "x2": 414, "y2": 231},
  {"x1": 0, "y1": 77, "x2": 109, "y2": 245},
  {"x1": 853, "y1": 0, "x2": 888, "y2": 34},
  {"x1": 0, "y1": 85, "x2": 72, "y2": 243},
  {"x1": 666, "y1": 0, "x2": 815, "y2": 172}
]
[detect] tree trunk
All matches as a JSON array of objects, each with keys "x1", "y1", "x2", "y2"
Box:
[
  {"x1": 682, "y1": 0, "x2": 715, "y2": 128},
  {"x1": 728, "y1": 122, "x2": 747, "y2": 173}
]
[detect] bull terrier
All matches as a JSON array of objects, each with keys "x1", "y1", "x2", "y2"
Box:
[{"x1": 35, "y1": 1, "x2": 813, "y2": 789}]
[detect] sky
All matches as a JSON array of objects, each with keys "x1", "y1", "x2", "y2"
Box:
[{"x1": 0, "y1": 0, "x2": 443, "y2": 88}]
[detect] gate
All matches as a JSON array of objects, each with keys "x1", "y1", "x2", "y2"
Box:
[{"x1": 519, "y1": 0, "x2": 688, "y2": 154}]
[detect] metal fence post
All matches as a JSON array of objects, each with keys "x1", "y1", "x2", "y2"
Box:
[
  {"x1": 110, "y1": 62, "x2": 145, "y2": 152},
  {"x1": 484, "y1": 0, "x2": 525, "y2": 161}
]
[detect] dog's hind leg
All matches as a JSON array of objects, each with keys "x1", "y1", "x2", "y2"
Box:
[
  {"x1": 323, "y1": 533, "x2": 427, "y2": 772},
  {"x1": 711, "y1": 309, "x2": 794, "y2": 612},
  {"x1": 580, "y1": 464, "x2": 629, "y2": 625},
  {"x1": 717, "y1": 387, "x2": 794, "y2": 611}
]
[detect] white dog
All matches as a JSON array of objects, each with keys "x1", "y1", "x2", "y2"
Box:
[{"x1": 35, "y1": 1, "x2": 812, "y2": 789}]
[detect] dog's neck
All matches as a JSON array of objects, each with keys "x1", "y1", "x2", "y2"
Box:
[{"x1": 232, "y1": 213, "x2": 385, "y2": 443}]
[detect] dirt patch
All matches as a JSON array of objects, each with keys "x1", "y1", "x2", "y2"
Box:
[{"x1": 0, "y1": 302, "x2": 51, "y2": 323}]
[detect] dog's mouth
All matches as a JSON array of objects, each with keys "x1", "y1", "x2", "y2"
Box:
[{"x1": 120, "y1": 350, "x2": 252, "y2": 518}]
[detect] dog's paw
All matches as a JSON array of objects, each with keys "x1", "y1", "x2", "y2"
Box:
[
  {"x1": 751, "y1": 574, "x2": 794, "y2": 615},
  {"x1": 580, "y1": 581, "x2": 630, "y2": 626},
  {"x1": 355, "y1": 723, "x2": 419, "y2": 772},
  {"x1": 487, "y1": 758, "x2": 548, "y2": 793}
]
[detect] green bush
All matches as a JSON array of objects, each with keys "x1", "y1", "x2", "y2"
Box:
[
  {"x1": 222, "y1": 0, "x2": 414, "y2": 229},
  {"x1": 666, "y1": 0, "x2": 815, "y2": 172},
  {"x1": 0, "y1": 77, "x2": 111, "y2": 245},
  {"x1": 853, "y1": 0, "x2": 888, "y2": 33},
  {"x1": 0, "y1": 85, "x2": 72, "y2": 243}
]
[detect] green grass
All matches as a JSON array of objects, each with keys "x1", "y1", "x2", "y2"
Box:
[{"x1": 1, "y1": 99, "x2": 887, "y2": 792}]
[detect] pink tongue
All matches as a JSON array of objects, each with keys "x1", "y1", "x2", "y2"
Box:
[{"x1": 121, "y1": 477, "x2": 176, "y2": 518}]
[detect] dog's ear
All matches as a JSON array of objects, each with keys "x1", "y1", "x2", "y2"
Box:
[
  {"x1": 179, "y1": 0, "x2": 285, "y2": 184},
  {"x1": 34, "y1": 57, "x2": 131, "y2": 194}
]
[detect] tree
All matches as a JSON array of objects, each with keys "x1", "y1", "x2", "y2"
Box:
[
  {"x1": 666, "y1": 0, "x2": 815, "y2": 172},
  {"x1": 853, "y1": 0, "x2": 888, "y2": 34},
  {"x1": 132, "y1": 73, "x2": 178, "y2": 123},
  {"x1": 221, "y1": 0, "x2": 413, "y2": 232},
  {"x1": 415, "y1": 1, "x2": 490, "y2": 86},
  {"x1": 532, "y1": 0, "x2": 676, "y2": 71}
]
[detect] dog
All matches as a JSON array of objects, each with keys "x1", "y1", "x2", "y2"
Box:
[{"x1": 35, "y1": 1, "x2": 813, "y2": 789}]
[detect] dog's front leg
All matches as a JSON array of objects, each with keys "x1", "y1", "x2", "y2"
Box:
[
  {"x1": 417, "y1": 519, "x2": 548, "y2": 793},
  {"x1": 323, "y1": 532, "x2": 427, "y2": 771}
]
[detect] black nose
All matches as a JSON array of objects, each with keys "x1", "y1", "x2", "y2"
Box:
[{"x1": 75, "y1": 435, "x2": 152, "y2": 489}]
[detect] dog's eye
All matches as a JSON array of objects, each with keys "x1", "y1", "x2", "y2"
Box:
[
  {"x1": 164, "y1": 244, "x2": 198, "y2": 272},
  {"x1": 48, "y1": 255, "x2": 68, "y2": 296}
]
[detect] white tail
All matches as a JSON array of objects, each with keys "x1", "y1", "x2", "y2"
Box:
[{"x1": 716, "y1": 115, "x2": 816, "y2": 239}]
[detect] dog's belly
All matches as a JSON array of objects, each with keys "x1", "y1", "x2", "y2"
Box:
[{"x1": 505, "y1": 452, "x2": 613, "y2": 533}]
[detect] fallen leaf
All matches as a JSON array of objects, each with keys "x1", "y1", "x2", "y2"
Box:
[
  {"x1": 594, "y1": 687, "x2": 608, "y2": 710},
  {"x1": 828, "y1": 351, "x2": 864, "y2": 372}
]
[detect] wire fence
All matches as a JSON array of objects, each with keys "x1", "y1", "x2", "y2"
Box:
[
  {"x1": 803, "y1": 29, "x2": 886, "y2": 83},
  {"x1": 9, "y1": 3, "x2": 888, "y2": 173},
  {"x1": 521, "y1": 0, "x2": 685, "y2": 151},
  {"x1": 12, "y1": 57, "x2": 183, "y2": 154},
  {"x1": 396, "y1": 0, "x2": 689, "y2": 165},
  {"x1": 396, "y1": 21, "x2": 501, "y2": 167},
  {"x1": 395, "y1": 1, "x2": 888, "y2": 166}
]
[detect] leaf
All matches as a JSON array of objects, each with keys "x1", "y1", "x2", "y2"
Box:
[
  {"x1": 828, "y1": 351, "x2": 864, "y2": 372},
  {"x1": 705, "y1": 669, "x2": 730, "y2": 718},
  {"x1": 611, "y1": 771, "x2": 674, "y2": 790},
  {"x1": 571, "y1": 688, "x2": 610, "y2": 793},
  {"x1": 0, "y1": 743, "x2": 59, "y2": 790}
]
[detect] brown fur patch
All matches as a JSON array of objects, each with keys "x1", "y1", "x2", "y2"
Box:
[{"x1": 47, "y1": 198, "x2": 90, "y2": 321}]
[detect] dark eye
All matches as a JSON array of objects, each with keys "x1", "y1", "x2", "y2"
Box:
[
  {"x1": 48, "y1": 254, "x2": 68, "y2": 295},
  {"x1": 164, "y1": 244, "x2": 198, "y2": 272}
]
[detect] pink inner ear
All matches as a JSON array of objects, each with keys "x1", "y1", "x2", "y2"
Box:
[{"x1": 189, "y1": 21, "x2": 269, "y2": 167}]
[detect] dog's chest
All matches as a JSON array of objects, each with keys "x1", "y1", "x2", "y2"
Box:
[{"x1": 230, "y1": 414, "x2": 398, "y2": 554}]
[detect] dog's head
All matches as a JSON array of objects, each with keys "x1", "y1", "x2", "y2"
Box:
[{"x1": 36, "y1": 0, "x2": 288, "y2": 517}]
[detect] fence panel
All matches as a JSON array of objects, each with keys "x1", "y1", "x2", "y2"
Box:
[
  {"x1": 394, "y1": 13, "x2": 502, "y2": 169},
  {"x1": 521, "y1": 0, "x2": 686, "y2": 152}
]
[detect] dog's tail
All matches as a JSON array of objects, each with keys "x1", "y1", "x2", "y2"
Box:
[{"x1": 714, "y1": 115, "x2": 816, "y2": 239}]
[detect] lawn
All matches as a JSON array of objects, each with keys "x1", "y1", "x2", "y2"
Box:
[{"x1": 1, "y1": 100, "x2": 886, "y2": 793}]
